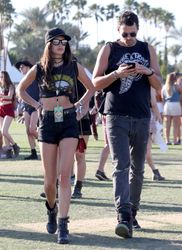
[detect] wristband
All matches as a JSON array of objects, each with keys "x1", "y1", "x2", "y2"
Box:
[
  {"x1": 36, "y1": 102, "x2": 42, "y2": 110},
  {"x1": 113, "y1": 70, "x2": 119, "y2": 80},
  {"x1": 146, "y1": 68, "x2": 155, "y2": 77}
]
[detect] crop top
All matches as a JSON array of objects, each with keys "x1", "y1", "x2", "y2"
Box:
[{"x1": 36, "y1": 61, "x2": 78, "y2": 103}]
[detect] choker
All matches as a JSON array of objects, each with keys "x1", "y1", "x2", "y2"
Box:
[{"x1": 53, "y1": 60, "x2": 63, "y2": 64}]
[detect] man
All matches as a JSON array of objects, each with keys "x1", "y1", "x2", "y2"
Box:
[
  {"x1": 92, "y1": 11, "x2": 162, "y2": 238},
  {"x1": 16, "y1": 60, "x2": 39, "y2": 160}
]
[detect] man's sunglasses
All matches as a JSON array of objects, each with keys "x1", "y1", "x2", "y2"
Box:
[
  {"x1": 122, "y1": 32, "x2": 137, "y2": 38},
  {"x1": 52, "y1": 39, "x2": 68, "y2": 46}
]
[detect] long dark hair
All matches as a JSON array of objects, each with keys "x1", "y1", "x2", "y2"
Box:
[
  {"x1": 0, "y1": 71, "x2": 13, "y2": 90},
  {"x1": 40, "y1": 41, "x2": 73, "y2": 85}
]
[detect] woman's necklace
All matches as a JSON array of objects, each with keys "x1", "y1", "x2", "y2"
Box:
[{"x1": 53, "y1": 58, "x2": 63, "y2": 64}]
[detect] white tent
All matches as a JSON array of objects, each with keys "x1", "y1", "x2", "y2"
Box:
[{"x1": 0, "y1": 49, "x2": 23, "y2": 84}]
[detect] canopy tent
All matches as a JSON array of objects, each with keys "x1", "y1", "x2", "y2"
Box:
[{"x1": 0, "y1": 49, "x2": 23, "y2": 84}]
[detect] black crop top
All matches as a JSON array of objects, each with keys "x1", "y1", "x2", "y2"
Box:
[{"x1": 36, "y1": 61, "x2": 77, "y2": 102}]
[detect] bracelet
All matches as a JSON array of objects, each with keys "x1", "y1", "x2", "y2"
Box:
[
  {"x1": 146, "y1": 68, "x2": 155, "y2": 77},
  {"x1": 113, "y1": 70, "x2": 119, "y2": 80},
  {"x1": 79, "y1": 101, "x2": 83, "y2": 106},
  {"x1": 36, "y1": 102, "x2": 42, "y2": 110}
]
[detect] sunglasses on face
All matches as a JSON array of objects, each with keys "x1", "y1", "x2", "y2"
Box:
[
  {"x1": 52, "y1": 39, "x2": 68, "y2": 46},
  {"x1": 122, "y1": 32, "x2": 137, "y2": 38}
]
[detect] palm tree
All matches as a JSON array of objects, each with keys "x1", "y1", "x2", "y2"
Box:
[
  {"x1": 72, "y1": 0, "x2": 89, "y2": 27},
  {"x1": 168, "y1": 44, "x2": 182, "y2": 70},
  {"x1": 88, "y1": 4, "x2": 105, "y2": 44},
  {"x1": 0, "y1": 0, "x2": 15, "y2": 69},
  {"x1": 10, "y1": 7, "x2": 50, "y2": 63},
  {"x1": 45, "y1": 0, "x2": 71, "y2": 25}
]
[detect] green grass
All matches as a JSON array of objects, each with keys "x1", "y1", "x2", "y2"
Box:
[{"x1": 0, "y1": 120, "x2": 182, "y2": 250}]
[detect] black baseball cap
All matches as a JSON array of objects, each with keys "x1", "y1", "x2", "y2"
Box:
[
  {"x1": 15, "y1": 60, "x2": 33, "y2": 70},
  {"x1": 45, "y1": 27, "x2": 71, "y2": 44}
]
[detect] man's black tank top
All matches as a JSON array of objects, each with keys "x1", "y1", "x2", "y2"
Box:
[{"x1": 104, "y1": 40, "x2": 151, "y2": 119}]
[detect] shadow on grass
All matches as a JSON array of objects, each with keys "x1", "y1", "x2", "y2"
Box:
[
  {"x1": 0, "y1": 194, "x2": 44, "y2": 203},
  {"x1": 0, "y1": 229, "x2": 182, "y2": 249},
  {"x1": 140, "y1": 203, "x2": 182, "y2": 213},
  {"x1": 0, "y1": 177, "x2": 43, "y2": 185}
]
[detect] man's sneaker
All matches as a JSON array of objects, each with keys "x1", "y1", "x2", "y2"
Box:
[
  {"x1": 71, "y1": 187, "x2": 82, "y2": 199},
  {"x1": 95, "y1": 170, "x2": 110, "y2": 181},
  {"x1": 115, "y1": 213, "x2": 133, "y2": 238},
  {"x1": 133, "y1": 218, "x2": 141, "y2": 229},
  {"x1": 12, "y1": 143, "x2": 20, "y2": 157}
]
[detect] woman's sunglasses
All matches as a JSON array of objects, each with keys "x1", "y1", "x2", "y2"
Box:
[
  {"x1": 122, "y1": 32, "x2": 137, "y2": 38},
  {"x1": 52, "y1": 39, "x2": 68, "y2": 46}
]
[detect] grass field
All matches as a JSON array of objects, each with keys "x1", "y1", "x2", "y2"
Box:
[{"x1": 0, "y1": 120, "x2": 182, "y2": 250}]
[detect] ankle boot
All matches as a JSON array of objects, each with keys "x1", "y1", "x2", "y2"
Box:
[
  {"x1": 45, "y1": 201, "x2": 58, "y2": 234},
  {"x1": 12, "y1": 143, "x2": 20, "y2": 157},
  {"x1": 153, "y1": 169, "x2": 165, "y2": 181},
  {"x1": 57, "y1": 217, "x2": 69, "y2": 244},
  {"x1": 71, "y1": 181, "x2": 82, "y2": 199},
  {"x1": 24, "y1": 149, "x2": 38, "y2": 160}
]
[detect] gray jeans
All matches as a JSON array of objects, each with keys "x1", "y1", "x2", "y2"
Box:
[{"x1": 106, "y1": 115, "x2": 150, "y2": 215}]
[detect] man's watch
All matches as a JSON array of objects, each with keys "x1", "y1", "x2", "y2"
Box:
[{"x1": 146, "y1": 68, "x2": 155, "y2": 77}]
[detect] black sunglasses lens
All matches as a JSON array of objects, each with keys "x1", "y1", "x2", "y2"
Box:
[
  {"x1": 122, "y1": 33, "x2": 128, "y2": 38},
  {"x1": 122, "y1": 32, "x2": 136, "y2": 38}
]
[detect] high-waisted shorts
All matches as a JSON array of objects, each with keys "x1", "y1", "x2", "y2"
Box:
[
  {"x1": 0, "y1": 103, "x2": 15, "y2": 118},
  {"x1": 38, "y1": 107, "x2": 79, "y2": 145}
]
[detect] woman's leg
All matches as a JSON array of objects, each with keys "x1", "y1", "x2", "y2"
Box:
[
  {"x1": 39, "y1": 142, "x2": 58, "y2": 208},
  {"x1": 1, "y1": 116, "x2": 14, "y2": 145},
  {"x1": 72, "y1": 135, "x2": 89, "y2": 198},
  {"x1": 165, "y1": 116, "x2": 172, "y2": 143},
  {"x1": 173, "y1": 116, "x2": 181, "y2": 144},
  {"x1": 57, "y1": 137, "x2": 78, "y2": 218}
]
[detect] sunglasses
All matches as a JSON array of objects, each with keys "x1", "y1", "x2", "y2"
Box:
[
  {"x1": 52, "y1": 39, "x2": 68, "y2": 46},
  {"x1": 122, "y1": 32, "x2": 137, "y2": 38}
]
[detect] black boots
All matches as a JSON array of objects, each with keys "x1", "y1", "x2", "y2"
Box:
[
  {"x1": 24, "y1": 149, "x2": 38, "y2": 160},
  {"x1": 12, "y1": 143, "x2": 20, "y2": 157},
  {"x1": 57, "y1": 217, "x2": 69, "y2": 244},
  {"x1": 45, "y1": 201, "x2": 58, "y2": 234},
  {"x1": 115, "y1": 212, "x2": 133, "y2": 238},
  {"x1": 71, "y1": 181, "x2": 82, "y2": 199},
  {"x1": 153, "y1": 169, "x2": 165, "y2": 181}
]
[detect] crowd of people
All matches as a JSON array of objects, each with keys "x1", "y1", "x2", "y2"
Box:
[{"x1": 0, "y1": 10, "x2": 182, "y2": 245}]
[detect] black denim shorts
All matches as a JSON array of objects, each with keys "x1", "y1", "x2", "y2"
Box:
[{"x1": 38, "y1": 108, "x2": 79, "y2": 145}]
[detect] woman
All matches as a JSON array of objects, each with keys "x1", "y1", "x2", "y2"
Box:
[
  {"x1": 17, "y1": 27, "x2": 94, "y2": 244},
  {"x1": 162, "y1": 72, "x2": 182, "y2": 145},
  {"x1": 0, "y1": 71, "x2": 20, "y2": 158}
]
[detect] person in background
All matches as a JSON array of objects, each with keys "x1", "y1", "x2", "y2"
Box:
[
  {"x1": 16, "y1": 60, "x2": 39, "y2": 160},
  {"x1": 95, "y1": 114, "x2": 110, "y2": 181},
  {"x1": 145, "y1": 88, "x2": 165, "y2": 184},
  {"x1": 71, "y1": 79, "x2": 92, "y2": 199},
  {"x1": 161, "y1": 72, "x2": 182, "y2": 145},
  {"x1": 92, "y1": 11, "x2": 162, "y2": 239},
  {"x1": 0, "y1": 71, "x2": 20, "y2": 158},
  {"x1": 17, "y1": 27, "x2": 94, "y2": 244}
]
